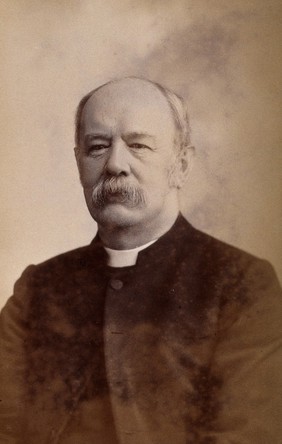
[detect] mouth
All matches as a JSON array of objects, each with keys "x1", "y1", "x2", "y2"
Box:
[{"x1": 102, "y1": 192, "x2": 135, "y2": 205}]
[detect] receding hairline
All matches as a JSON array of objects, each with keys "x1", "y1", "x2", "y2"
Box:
[{"x1": 75, "y1": 76, "x2": 191, "y2": 150}]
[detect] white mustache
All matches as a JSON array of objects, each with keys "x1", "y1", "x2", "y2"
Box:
[{"x1": 91, "y1": 177, "x2": 146, "y2": 208}]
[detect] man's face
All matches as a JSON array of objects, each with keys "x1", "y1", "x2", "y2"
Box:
[{"x1": 76, "y1": 80, "x2": 184, "y2": 231}]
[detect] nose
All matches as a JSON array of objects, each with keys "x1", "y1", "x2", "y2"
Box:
[{"x1": 105, "y1": 140, "x2": 130, "y2": 176}]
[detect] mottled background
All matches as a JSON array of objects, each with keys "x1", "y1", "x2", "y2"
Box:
[{"x1": 1, "y1": 0, "x2": 281, "y2": 308}]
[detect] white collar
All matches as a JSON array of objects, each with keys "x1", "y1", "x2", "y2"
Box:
[{"x1": 104, "y1": 238, "x2": 158, "y2": 268}]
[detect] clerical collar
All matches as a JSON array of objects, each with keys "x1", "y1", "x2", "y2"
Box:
[{"x1": 104, "y1": 238, "x2": 158, "y2": 268}]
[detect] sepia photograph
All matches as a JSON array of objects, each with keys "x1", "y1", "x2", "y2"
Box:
[{"x1": 0, "y1": 1, "x2": 282, "y2": 443}]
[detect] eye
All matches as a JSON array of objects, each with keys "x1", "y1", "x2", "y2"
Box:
[
  {"x1": 88, "y1": 144, "x2": 109, "y2": 155},
  {"x1": 129, "y1": 143, "x2": 149, "y2": 150},
  {"x1": 91, "y1": 144, "x2": 108, "y2": 150}
]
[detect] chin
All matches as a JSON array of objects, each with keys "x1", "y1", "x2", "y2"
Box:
[{"x1": 91, "y1": 204, "x2": 144, "y2": 228}]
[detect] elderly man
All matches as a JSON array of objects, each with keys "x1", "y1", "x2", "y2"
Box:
[{"x1": 1, "y1": 77, "x2": 282, "y2": 444}]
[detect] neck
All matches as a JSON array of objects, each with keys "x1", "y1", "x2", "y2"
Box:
[{"x1": 97, "y1": 205, "x2": 180, "y2": 250}]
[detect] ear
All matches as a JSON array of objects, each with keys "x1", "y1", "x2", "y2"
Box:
[{"x1": 174, "y1": 145, "x2": 195, "y2": 189}]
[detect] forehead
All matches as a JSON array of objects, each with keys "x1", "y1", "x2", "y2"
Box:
[{"x1": 80, "y1": 80, "x2": 176, "y2": 137}]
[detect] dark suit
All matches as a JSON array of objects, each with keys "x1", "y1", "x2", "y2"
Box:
[{"x1": 1, "y1": 215, "x2": 282, "y2": 443}]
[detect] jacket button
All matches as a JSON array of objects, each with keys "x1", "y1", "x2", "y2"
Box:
[{"x1": 110, "y1": 279, "x2": 123, "y2": 290}]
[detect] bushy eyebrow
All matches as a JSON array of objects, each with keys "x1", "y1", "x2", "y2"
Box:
[
  {"x1": 84, "y1": 132, "x2": 156, "y2": 143},
  {"x1": 84, "y1": 133, "x2": 111, "y2": 142},
  {"x1": 122, "y1": 132, "x2": 156, "y2": 142}
]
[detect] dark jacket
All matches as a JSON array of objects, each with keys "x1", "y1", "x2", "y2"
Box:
[{"x1": 1, "y1": 215, "x2": 282, "y2": 443}]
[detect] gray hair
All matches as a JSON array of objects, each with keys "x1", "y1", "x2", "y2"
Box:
[{"x1": 75, "y1": 77, "x2": 191, "y2": 152}]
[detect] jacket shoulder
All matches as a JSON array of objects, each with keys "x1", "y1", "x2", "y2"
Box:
[
  {"x1": 180, "y1": 219, "x2": 280, "y2": 303},
  {"x1": 186, "y1": 222, "x2": 273, "y2": 275},
  {"x1": 24, "y1": 240, "x2": 106, "y2": 279},
  {"x1": 35, "y1": 243, "x2": 96, "y2": 269}
]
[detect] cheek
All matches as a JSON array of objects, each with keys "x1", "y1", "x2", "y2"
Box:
[
  {"x1": 141, "y1": 171, "x2": 171, "y2": 200},
  {"x1": 83, "y1": 187, "x2": 93, "y2": 206},
  {"x1": 78, "y1": 158, "x2": 102, "y2": 188},
  {"x1": 150, "y1": 161, "x2": 176, "y2": 188}
]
